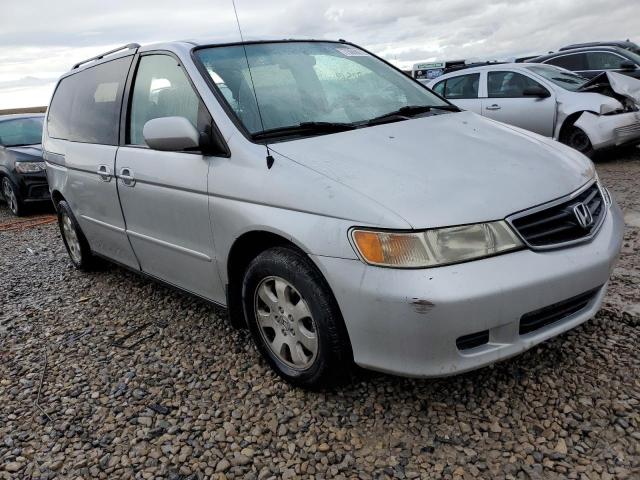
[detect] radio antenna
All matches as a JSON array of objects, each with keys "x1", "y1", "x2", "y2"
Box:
[{"x1": 231, "y1": 0, "x2": 274, "y2": 168}]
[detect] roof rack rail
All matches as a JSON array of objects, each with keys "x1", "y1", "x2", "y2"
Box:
[{"x1": 72, "y1": 43, "x2": 140, "y2": 69}]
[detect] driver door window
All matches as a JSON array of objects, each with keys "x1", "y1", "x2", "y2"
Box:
[
  {"x1": 487, "y1": 71, "x2": 546, "y2": 98},
  {"x1": 586, "y1": 52, "x2": 628, "y2": 70},
  {"x1": 483, "y1": 71, "x2": 555, "y2": 136},
  {"x1": 129, "y1": 55, "x2": 209, "y2": 146}
]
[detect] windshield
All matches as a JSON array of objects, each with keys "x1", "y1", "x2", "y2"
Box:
[
  {"x1": 524, "y1": 64, "x2": 588, "y2": 91},
  {"x1": 0, "y1": 117, "x2": 44, "y2": 147},
  {"x1": 195, "y1": 41, "x2": 450, "y2": 138}
]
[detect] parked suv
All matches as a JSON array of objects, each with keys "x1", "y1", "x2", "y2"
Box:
[
  {"x1": 0, "y1": 114, "x2": 48, "y2": 216},
  {"x1": 528, "y1": 46, "x2": 640, "y2": 79},
  {"x1": 44, "y1": 40, "x2": 623, "y2": 389}
]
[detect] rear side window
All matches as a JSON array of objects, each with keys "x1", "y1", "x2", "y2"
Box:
[
  {"x1": 128, "y1": 54, "x2": 209, "y2": 146},
  {"x1": 544, "y1": 53, "x2": 588, "y2": 71},
  {"x1": 47, "y1": 56, "x2": 132, "y2": 145},
  {"x1": 431, "y1": 74, "x2": 479, "y2": 99},
  {"x1": 487, "y1": 71, "x2": 546, "y2": 98},
  {"x1": 445, "y1": 74, "x2": 479, "y2": 99}
]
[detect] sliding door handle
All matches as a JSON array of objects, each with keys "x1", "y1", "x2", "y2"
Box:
[
  {"x1": 96, "y1": 165, "x2": 112, "y2": 182},
  {"x1": 119, "y1": 168, "x2": 136, "y2": 187}
]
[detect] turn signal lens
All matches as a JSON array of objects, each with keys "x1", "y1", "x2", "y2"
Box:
[
  {"x1": 351, "y1": 221, "x2": 523, "y2": 268},
  {"x1": 352, "y1": 230, "x2": 429, "y2": 267}
]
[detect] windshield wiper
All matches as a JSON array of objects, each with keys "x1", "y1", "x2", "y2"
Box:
[
  {"x1": 252, "y1": 122, "x2": 357, "y2": 140},
  {"x1": 365, "y1": 104, "x2": 459, "y2": 126},
  {"x1": 551, "y1": 77, "x2": 584, "y2": 86}
]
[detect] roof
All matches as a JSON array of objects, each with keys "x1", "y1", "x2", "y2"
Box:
[
  {"x1": 432, "y1": 62, "x2": 537, "y2": 76},
  {"x1": 527, "y1": 45, "x2": 629, "y2": 63},
  {"x1": 559, "y1": 40, "x2": 638, "y2": 51},
  {"x1": 65, "y1": 38, "x2": 346, "y2": 74}
]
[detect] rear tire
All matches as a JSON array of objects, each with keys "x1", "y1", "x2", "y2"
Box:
[
  {"x1": 57, "y1": 200, "x2": 100, "y2": 271},
  {"x1": 561, "y1": 124, "x2": 595, "y2": 158},
  {"x1": 242, "y1": 246, "x2": 353, "y2": 389},
  {"x1": 1, "y1": 177, "x2": 24, "y2": 216}
]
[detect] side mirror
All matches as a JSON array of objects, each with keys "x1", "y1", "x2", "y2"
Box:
[
  {"x1": 143, "y1": 117, "x2": 200, "y2": 152},
  {"x1": 523, "y1": 86, "x2": 551, "y2": 98},
  {"x1": 620, "y1": 61, "x2": 637, "y2": 71}
]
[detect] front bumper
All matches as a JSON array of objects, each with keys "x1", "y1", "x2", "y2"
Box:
[
  {"x1": 17, "y1": 171, "x2": 50, "y2": 202},
  {"x1": 575, "y1": 110, "x2": 640, "y2": 150},
  {"x1": 311, "y1": 202, "x2": 624, "y2": 378}
]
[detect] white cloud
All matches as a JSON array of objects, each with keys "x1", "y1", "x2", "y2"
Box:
[{"x1": 1, "y1": 0, "x2": 638, "y2": 108}]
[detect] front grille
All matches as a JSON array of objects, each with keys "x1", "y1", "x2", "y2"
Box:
[
  {"x1": 614, "y1": 122, "x2": 640, "y2": 142},
  {"x1": 510, "y1": 183, "x2": 605, "y2": 248},
  {"x1": 519, "y1": 287, "x2": 600, "y2": 335},
  {"x1": 29, "y1": 185, "x2": 50, "y2": 199}
]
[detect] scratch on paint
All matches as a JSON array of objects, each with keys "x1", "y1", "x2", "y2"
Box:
[{"x1": 411, "y1": 298, "x2": 435, "y2": 314}]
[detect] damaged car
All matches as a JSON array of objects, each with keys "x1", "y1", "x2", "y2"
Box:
[{"x1": 428, "y1": 63, "x2": 640, "y2": 156}]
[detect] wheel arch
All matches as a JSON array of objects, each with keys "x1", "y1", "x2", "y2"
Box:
[
  {"x1": 50, "y1": 190, "x2": 65, "y2": 210},
  {"x1": 225, "y1": 230, "x2": 306, "y2": 328},
  {"x1": 558, "y1": 110, "x2": 599, "y2": 140},
  {"x1": 224, "y1": 229, "x2": 347, "y2": 337}
]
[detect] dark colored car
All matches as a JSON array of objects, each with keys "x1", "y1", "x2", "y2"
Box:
[
  {"x1": 528, "y1": 46, "x2": 640, "y2": 79},
  {"x1": 0, "y1": 114, "x2": 49, "y2": 216}
]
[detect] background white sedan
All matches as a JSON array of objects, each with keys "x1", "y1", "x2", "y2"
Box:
[{"x1": 425, "y1": 63, "x2": 640, "y2": 156}]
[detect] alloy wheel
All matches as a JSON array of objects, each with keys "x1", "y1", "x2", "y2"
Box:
[
  {"x1": 254, "y1": 276, "x2": 318, "y2": 370},
  {"x1": 2, "y1": 178, "x2": 18, "y2": 215},
  {"x1": 61, "y1": 212, "x2": 82, "y2": 264},
  {"x1": 567, "y1": 128, "x2": 591, "y2": 153}
]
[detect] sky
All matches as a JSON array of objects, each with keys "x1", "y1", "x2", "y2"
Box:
[{"x1": 1, "y1": 0, "x2": 638, "y2": 109}]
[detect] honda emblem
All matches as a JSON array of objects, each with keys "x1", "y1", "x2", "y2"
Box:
[{"x1": 572, "y1": 203, "x2": 593, "y2": 229}]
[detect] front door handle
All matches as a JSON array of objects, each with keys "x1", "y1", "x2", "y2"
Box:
[
  {"x1": 486, "y1": 104, "x2": 501, "y2": 110},
  {"x1": 119, "y1": 168, "x2": 136, "y2": 187},
  {"x1": 96, "y1": 165, "x2": 112, "y2": 182}
]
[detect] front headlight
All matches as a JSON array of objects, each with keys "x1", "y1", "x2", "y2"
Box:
[
  {"x1": 351, "y1": 221, "x2": 523, "y2": 268},
  {"x1": 15, "y1": 161, "x2": 45, "y2": 174}
]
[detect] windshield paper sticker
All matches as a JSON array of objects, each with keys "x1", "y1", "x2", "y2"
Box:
[{"x1": 336, "y1": 47, "x2": 369, "y2": 57}]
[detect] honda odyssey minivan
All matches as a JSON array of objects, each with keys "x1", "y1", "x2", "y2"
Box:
[{"x1": 43, "y1": 39, "x2": 624, "y2": 389}]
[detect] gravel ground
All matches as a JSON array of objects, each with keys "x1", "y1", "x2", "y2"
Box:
[{"x1": 1, "y1": 151, "x2": 639, "y2": 480}]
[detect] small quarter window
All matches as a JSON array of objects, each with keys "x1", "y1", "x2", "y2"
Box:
[{"x1": 432, "y1": 80, "x2": 445, "y2": 96}]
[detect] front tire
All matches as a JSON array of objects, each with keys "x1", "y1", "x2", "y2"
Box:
[
  {"x1": 1, "y1": 177, "x2": 24, "y2": 216},
  {"x1": 561, "y1": 124, "x2": 595, "y2": 158},
  {"x1": 242, "y1": 247, "x2": 353, "y2": 389},
  {"x1": 56, "y1": 200, "x2": 100, "y2": 271}
]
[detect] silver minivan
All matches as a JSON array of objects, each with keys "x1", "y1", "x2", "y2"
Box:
[{"x1": 44, "y1": 39, "x2": 624, "y2": 389}]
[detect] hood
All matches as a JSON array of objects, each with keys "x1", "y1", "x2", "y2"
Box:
[
  {"x1": 270, "y1": 111, "x2": 594, "y2": 229},
  {"x1": 7, "y1": 144, "x2": 43, "y2": 161},
  {"x1": 579, "y1": 71, "x2": 640, "y2": 110}
]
